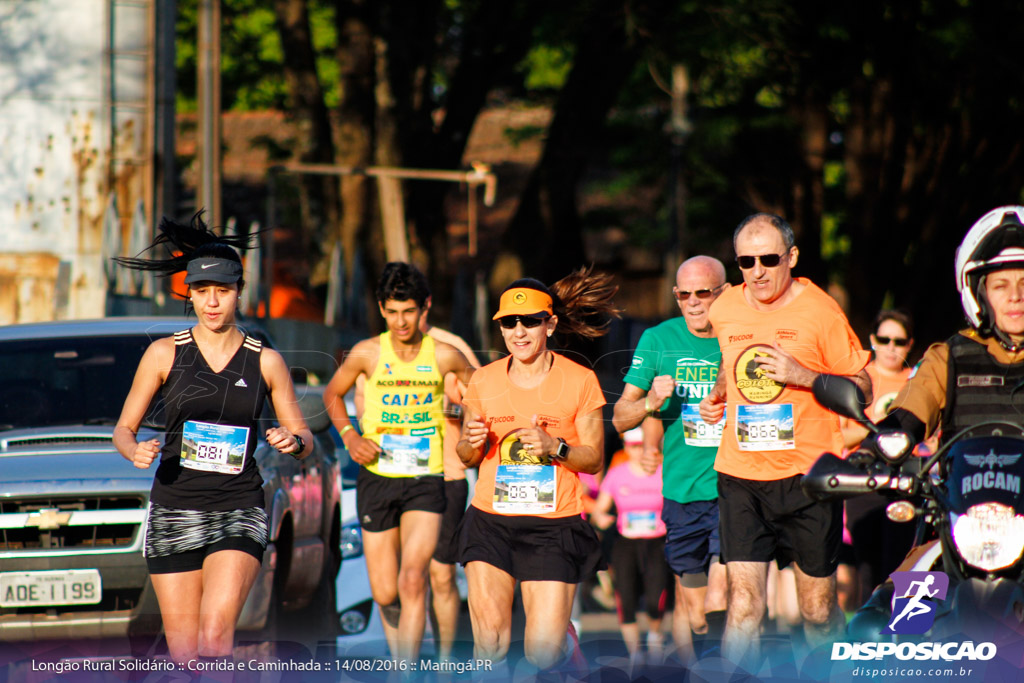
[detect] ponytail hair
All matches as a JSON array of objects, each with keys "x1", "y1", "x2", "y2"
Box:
[
  {"x1": 113, "y1": 211, "x2": 256, "y2": 280},
  {"x1": 502, "y1": 266, "x2": 620, "y2": 341}
]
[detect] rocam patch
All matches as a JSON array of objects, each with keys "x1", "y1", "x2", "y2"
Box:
[{"x1": 734, "y1": 344, "x2": 784, "y2": 404}]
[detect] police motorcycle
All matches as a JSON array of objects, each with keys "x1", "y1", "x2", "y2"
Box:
[{"x1": 802, "y1": 374, "x2": 1024, "y2": 643}]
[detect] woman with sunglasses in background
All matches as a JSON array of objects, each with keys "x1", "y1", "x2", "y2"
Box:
[
  {"x1": 457, "y1": 267, "x2": 619, "y2": 676},
  {"x1": 838, "y1": 309, "x2": 919, "y2": 613}
]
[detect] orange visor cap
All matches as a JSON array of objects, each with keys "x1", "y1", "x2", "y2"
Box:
[{"x1": 492, "y1": 287, "x2": 554, "y2": 320}]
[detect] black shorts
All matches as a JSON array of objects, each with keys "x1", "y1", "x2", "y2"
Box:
[
  {"x1": 610, "y1": 536, "x2": 670, "y2": 623},
  {"x1": 433, "y1": 479, "x2": 469, "y2": 565},
  {"x1": 717, "y1": 472, "x2": 841, "y2": 578},
  {"x1": 662, "y1": 498, "x2": 720, "y2": 578},
  {"x1": 356, "y1": 467, "x2": 446, "y2": 533},
  {"x1": 458, "y1": 506, "x2": 605, "y2": 583},
  {"x1": 144, "y1": 503, "x2": 268, "y2": 574}
]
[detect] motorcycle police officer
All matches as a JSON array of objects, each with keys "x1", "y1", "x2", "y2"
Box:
[
  {"x1": 837, "y1": 206, "x2": 1024, "y2": 642},
  {"x1": 883, "y1": 206, "x2": 1024, "y2": 441}
]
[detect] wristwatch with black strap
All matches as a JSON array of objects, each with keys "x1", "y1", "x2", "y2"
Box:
[{"x1": 553, "y1": 437, "x2": 570, "y2": 461}]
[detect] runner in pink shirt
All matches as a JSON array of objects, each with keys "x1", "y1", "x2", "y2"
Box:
[{"x1": 592, "y1": 428, "x2": 671, "y2": 666}]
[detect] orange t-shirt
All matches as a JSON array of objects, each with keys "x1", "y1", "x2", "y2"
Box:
[
  {"x1": 709, "y1": 278, "x2": 870, "y2": 480},
  {"x1": 843, "y1": 361, "x2": 913, "y2": 453},
  {"x1": 463, "y1": 353, "x2": 606, "y2": 518},
  {"x1": 865, "y1": 362, "x2": 912, "y2": 422}
]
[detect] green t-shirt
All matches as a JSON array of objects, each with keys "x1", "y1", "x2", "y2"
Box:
[{"x1": 623, "y1": 317, "x2": 722, "y2": 503}]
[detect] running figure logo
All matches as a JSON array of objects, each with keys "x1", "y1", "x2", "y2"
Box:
[{"x1": 882, "y1": 571, "x2": 949, "y2": 634}]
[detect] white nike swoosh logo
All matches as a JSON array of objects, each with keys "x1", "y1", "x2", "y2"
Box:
[{"x1": 201, "y1": 263, "x2": 216, "y2": 269}]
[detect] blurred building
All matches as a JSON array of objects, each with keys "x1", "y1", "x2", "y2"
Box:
[{"x1": 0, "y1": 0, "x2": 176, "y2": 324}]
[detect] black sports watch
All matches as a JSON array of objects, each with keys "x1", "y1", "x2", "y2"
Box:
[
  {"x1": 292, "y1": 433, "x2": 306, "y2": 454},
  {"x1": 554, "y1": 437, "x2": 570, "y2": 461}
]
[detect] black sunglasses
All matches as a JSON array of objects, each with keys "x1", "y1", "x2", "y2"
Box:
[
  {"x1": 674, "y1": 285, "x2": 724, "y2": 301},
  {"x1": 736, "y1": 253, "x2": 787, "y2": 269},
  {"x1": 875, "y1": 336, "x2": 910, "y2": 347},
  {"x1": 498, "y1": 314, "x2": 549, "y2": 329}
]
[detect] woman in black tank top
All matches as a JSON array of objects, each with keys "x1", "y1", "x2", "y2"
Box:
[{"x1": 112, "y1": 214, "x2": 313, "y2": 667}]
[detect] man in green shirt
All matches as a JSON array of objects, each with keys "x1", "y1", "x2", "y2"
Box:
[{"x1": 613, "y1": 255, "x2": 729, "y2": 663}]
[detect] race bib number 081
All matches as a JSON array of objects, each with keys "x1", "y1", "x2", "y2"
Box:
[{"x1": 180, "y1": 421, "x2": 250, "y2": 474}]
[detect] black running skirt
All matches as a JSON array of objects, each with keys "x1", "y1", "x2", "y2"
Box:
[{"x1": 144, "y1": 503, "x2": 268, "y2": 573}]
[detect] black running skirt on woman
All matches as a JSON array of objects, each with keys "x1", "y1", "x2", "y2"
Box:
[
  {"x1": 144, "y1": 503, "x2": 269, "y2": 574},
  {"x1": 458, "y1": 505, "x2": 605, "y2": 583}
]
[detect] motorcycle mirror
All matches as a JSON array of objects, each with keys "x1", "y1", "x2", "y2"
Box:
[
  {"x1": 811, "y1": 374, "x2": 877, "y2": 434},
  {"x1": 801, "y1": 452, "x2": 892, "y2": 501}
]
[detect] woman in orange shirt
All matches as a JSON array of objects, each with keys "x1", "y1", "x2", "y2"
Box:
[{"x1": 457, "y1": 268, "x2": 618, "y2": 673}]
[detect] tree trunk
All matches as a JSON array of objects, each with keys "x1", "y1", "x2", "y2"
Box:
[
  {"x1": 501, "y1": 0, "x2": 647, "y2": 286},
  {"x1": 336, "y1": 0, "x2": 377, "y2": 330},
  {"x1": 272, "y1": 0, "x2": 339, "y2": 251},
  {"x1": 405, "y1": 0, "x2": 542, "y2": 325}
]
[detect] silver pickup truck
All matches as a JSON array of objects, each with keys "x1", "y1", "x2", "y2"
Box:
[{"x1": 0, "y1": 318, "x2": 340, "y2": 642}]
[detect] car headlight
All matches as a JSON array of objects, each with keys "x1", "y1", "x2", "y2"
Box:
[
  {"x1": 951, "y1": 502, "x2": 1024, "y2": 571},
  {"x1": 340, "y1": 524, "x2": 363, "y2": 559}
]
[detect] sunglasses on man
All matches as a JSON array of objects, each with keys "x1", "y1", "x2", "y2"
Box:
[
  {"x1": 736, "y1": 253, "x2": 787, "y2": 269},
  {"x1": 498, "y1": 314, "x2": 549, "y2": 329},
  {"x1": 673, "y1": 285, "x2": 725, "y2": 301}
]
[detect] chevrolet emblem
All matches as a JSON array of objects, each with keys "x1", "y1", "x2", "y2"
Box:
[{"x1": 26, "y1": 508, "x2": 72, "y2": 530}]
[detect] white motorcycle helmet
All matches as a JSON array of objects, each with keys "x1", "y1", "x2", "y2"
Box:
[{"x1": 955, "y1": 205, "x2": 1024, "y2": 345}]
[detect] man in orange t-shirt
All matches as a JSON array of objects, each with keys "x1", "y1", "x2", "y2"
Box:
[{"x1": 698, "y1": 213, "x2": 871, "y2": 665}]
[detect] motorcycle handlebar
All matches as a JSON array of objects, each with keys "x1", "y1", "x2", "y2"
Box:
[{"x1": 802, "y1": 452, "x2": 919, "y2": 501}]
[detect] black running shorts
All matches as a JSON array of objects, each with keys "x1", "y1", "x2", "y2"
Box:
[
  {"x1": 717, "y1": 471, "x2": 842, "y2": 578},
  {"x1": 433, "y1": 478, "x2": 469, "y2": 565},
  {"x1": 356, "y1": 467, "x2": 446, "y2": 533},
  {"x1": 458, "y1": 505, "x2": 605, "y2": 583}
]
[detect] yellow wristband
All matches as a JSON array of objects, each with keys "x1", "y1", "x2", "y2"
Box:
[
  {"x1": 339, "y1": 425, "x2": 355, "y2": 438},
  {"x1": 645, "y1": 395, "x2": 654, "y2": 415}
]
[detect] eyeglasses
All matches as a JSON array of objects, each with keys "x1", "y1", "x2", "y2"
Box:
[
  {"x1": 498, "y1": 314, "x2": 549, "y2": 329},
  {"x1": 674, "y1": 285, "x2": 724, "y2": 301},
  {"x1": 875, "y1": 336, "x2": 910, "y2": 347},
  {"x1": 736, "y1": 253, "x2": 787, "y2": 269}
]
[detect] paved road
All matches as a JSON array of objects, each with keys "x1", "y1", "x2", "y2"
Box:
[{"x1": 1, "y1": 607, "x2": 712, "y2": 682}]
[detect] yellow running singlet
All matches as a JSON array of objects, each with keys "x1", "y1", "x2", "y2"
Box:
[{"x1": 361, "y1": 332, "x2": 445, "y2": 477}]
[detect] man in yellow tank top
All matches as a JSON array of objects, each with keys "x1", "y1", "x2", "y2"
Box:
[{"x1": 324, "y1": 263, "x2": 476, "y2": 662}]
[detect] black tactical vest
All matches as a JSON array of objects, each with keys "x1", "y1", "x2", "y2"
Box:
[{"x1": 941, "y1": 334, "x2": 1024, "y2": 444}]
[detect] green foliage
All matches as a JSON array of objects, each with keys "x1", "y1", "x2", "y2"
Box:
[
  {"x1": 222, "y1": 7, "x2": 287, "y2": 109},
  {"x1": 176, "y1": 0, "x2": 338, "y2": 111},
  {"x1": 821, "y1": 214, "x2": 850, "y2": 262},
  {"x1": 310, "y1": 4, "x2": 339, "y2": 108},
  {"x1": 519, "y1": 44, "x2": 574, "y2": 91},
  {"x1": 171, "y1": 0, "x2": 1024, "y2": 342}
]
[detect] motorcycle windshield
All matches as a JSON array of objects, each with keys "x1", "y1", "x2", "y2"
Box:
[{"x1": 946, "y1": 435, "x2": 1024, "y2": 513}]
